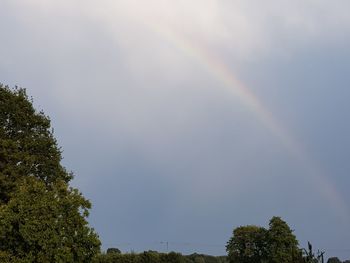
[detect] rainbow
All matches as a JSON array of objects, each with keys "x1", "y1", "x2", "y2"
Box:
[
  {"x1": 151, "y1": 25, "x2": 302, "y2": 156},
  {"x1": 147, "y1": 23, "x2": 349, "y2": 220}
]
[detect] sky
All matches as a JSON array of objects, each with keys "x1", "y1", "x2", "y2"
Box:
[{"x1": 1, "y1": 0, "x2": 350, "y2": 259}]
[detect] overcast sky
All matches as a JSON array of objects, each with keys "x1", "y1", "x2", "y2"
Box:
[{"x1": 1, "y1": 0, "x2": 350, "y2": 259}]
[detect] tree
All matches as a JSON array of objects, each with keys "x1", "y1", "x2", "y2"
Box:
[
  {"x1": 0, "y1": 177, "x2": 100, "y2": 262},
  {"x1": 226, "y1": 217, "x2": 303, "y2": 263},
  {"x1": 107, "y1": 248, "x2": 121, "y2": 255},
  {"x1": 266, "y1": 217, "x2": 300, "y2": 263},
  {"x1": 0, "y1": 85, "x2": 100, "y2": 262},
  {"x1": 186, "y1": 253, "x2": 227, "y2": 263},
  {"x1": 139, "y1": 251, "x2": 161, "y2": 263},
  {"x1": 0, "y1": 86, "x2": 71, "y2": 204},
  {"x1": 327, "y1": 258, "x2": 341, "y2": 263},
  {"x1": 226, "y1": 225, "x2": 268, "y2": 263},
  {"x1": 160, "y1": 252, "x2": 186, "y2": 263}
]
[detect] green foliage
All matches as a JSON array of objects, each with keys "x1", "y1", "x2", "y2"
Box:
[
  {"x1": 94, "y1": 252, "x2": 141, "y2": 263},
  {"x1": 0, "y1": 177, "x2": 100, "y2": 262},
  {"x1": 139, "y1": 251, "x2": 161, "y2": 263},
  {"x1": 226, "y1": 217, "x2": 302, "y2": 263},
  {"x1": 93, "y1": 251, "x2": 227, "y2": 263},
  {"x1": 186, "y1": 253, "x2": 227, "y2": 263},
  {"x1": 267, "y1": 216, "x2": 300, "y2": 263},
  {"x1": 226, "y1": 225, "x2": 267, "y2": 263},
  {"x1": 107, "y1": 248, "x2": 122, "y2": 255},
  {"x1": 0, "y1": 85, "x2": 100, "y2": 262},
  {"x1": 0, "y1": 86, "x2": 71, "y2": 204}
]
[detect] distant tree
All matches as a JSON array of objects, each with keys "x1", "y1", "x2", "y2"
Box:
[
  {"x1": 266, "y1": 216, "x2": 300, "y2": 263},
  {"x1": 226, "y1": 217, "x2": 304, "y2": 263},
  {"x1": 140, "y1": 250, "x2": 161, "y2": 263},
  {"x1": 226, "y1": 225, "x2": 268, "y2": 263},
  {"x1": 93, "y1": 251, "x2": 227, "y2": 263},
  {"x1": 186, "y1": 253, "x2": 228, "y2": 263},
  {"x1": 160, "y1": 252, "x2": 185, "y2": 263},
  {"x1": 0, "y1": 85, "x2": 100, "y2": 262},
  {"x1": 107, "y1": 248, "x2": 122, "y2": 254},
  {"x1": 327, "y1": 257, "x2": 341, "y2": 263}
]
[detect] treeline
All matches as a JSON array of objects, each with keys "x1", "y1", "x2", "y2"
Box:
[
  {"x1": 93, "y1": 251, "x2": 227, "y2": 263},
  {"x1": 93, "y1": 217, "x2": 350, "y2": 263},
  {"x1": 92, "y1": 248, "x2": 350, "y2": 263}
]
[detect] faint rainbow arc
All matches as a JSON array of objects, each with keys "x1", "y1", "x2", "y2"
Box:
[
  {"x1": 152, "y1": 25, "x2": 303, "y2": 157},
  {"x1": 148, "y1": 24, "x2": 349, "y2": 220}
]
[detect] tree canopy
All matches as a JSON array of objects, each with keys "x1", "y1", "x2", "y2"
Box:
[
  {"x1": 226, "y1": 225, "x2": 267, "y2": 263},
  {"x1": 0, "y1": 86, "x2": 71, "y2": 204},
  {"x1": 226, "y1": 217, "x2": 302, "y2": 263},
  {"x1": 267, "y1": 216, "x2": 300, "y2": 262},
  {"x1": 0, "y1": 85, "x2": 100, "y2": 262},
  {"x1": 93, "y1": 251, "x2": 227, "y2": 263}
]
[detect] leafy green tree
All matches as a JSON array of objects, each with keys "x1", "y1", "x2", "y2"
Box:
[
  {"x1": 226, "y1": 225, "x2": 268, "y2": 263},
  {"x1": 186, "y1": 253, "x2": 227, "y2": 263},
  {"x1": 160, "y1": 252, "x2": 185, "y2": 263},
  {"x1": 0, "y1": 177, "x2": 100, "y2": 262},
  {"x1": 0, "y1": 85, "x2": 100, "y2": 262},
  {"x1": 0, "y1": 86, "x2": 71, "y2": 203},
  {"x1": 107, "y1": 248, "x2": 122, "y2": 255},
  {"x1": 139, "y1": 251, "x2": 161, "y2": 263},
  {"x1": 226, "y1": 217, "x2": 304, "y2": 263},
  {"x1": 266, "y1": 217, "x2": 300, "y2": 263},
  {"x1": 93, "y1": 251, "x2": 227, "y2": 263}
]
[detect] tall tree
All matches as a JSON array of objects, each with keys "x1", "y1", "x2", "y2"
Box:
[
  {"x1": 226, "y1": 225, "x2": 268, "y2": 263},
  {"x1": 227, "y1": 217, "x2": 303, "y2": 263},
  {"x1": 0, "y1": 86, "x2": 71, "y2": 204},
  {"x1": 0, "y1": 85, "x2": 100, "y2": 262},
  {"x1": 266, "y1": 216, "x2": 300, "y2": 263}
]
